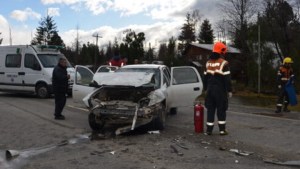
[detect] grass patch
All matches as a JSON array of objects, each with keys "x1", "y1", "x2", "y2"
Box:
[
  {"x1": 197, "y1": 90, "x2": 300, "y2": 112},
  {"x1": 233, "y1": 91, "x2": 300, "y2": 111}
]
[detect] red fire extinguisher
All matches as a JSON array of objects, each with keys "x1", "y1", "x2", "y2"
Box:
[{"x1": 194, "y1": 104, "x2": 204, "y2": 133}]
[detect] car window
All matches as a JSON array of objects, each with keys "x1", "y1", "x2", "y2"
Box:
[
  {"x1": 25, "y1": 54, "x2": 41, "y2": 70},
  {"x1": 6, "y1": 54, "x2": 21, "y2": 68},
  {"x1": 162, "y1": 68, "x2": 170, "y2": 86},
  {"x1": 172, "y1": 67, "x2": 199, "y2": 85},
  {"x1": 76, "y1": 67, "x2": 93, "y2": 86},
  {"x1": 116, "y1": 68, "x2": 161, "y2": 88}
]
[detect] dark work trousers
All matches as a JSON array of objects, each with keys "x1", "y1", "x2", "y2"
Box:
[
  {"x1": 276, "y1": 87, "x2": 289, "y2": 110},
  {"x1": 205, "y1": 85, "x2": 228, "y2": 131},
  {"x1": 54, "y1": 92, "x2": 67, "y2": 117}
]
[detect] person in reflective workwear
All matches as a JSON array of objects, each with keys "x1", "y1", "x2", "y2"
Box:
[
  {"x1": 203, "y1": 42, "x2": 232, "y2": 136},
  {"x1": 109, "y1": 50, "x2": 125, "y2": 67},
  {"x1": 275, "y1": 57, "x2": 294, "y2": 113}
]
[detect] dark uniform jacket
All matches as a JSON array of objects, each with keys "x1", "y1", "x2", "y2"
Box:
[
  {"x1": 203, "y1": 53, "x2": 232, "y2": 93},
  {"x1": 52, "y1": 64, "x2": 68, "y2": 94}
]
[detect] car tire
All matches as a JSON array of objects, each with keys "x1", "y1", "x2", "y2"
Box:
[
  {"x1": 88, "y1": 112, "x2": 105, "y2": 131},
  {"x1": 36, "y1": 84, "x2": 49, "y2": 99},
  {"x1": 152, "y1": 104, "x2": 166, "y2": 130}
]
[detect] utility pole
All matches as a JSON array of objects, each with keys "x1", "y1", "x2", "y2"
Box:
[
  {"x1": 92, "y1": 33, "x2": 102, "y2": 72},
  {"x1": 258, "y1": 13, "x2": 261, "y2": 95},
  {"x1": 9, "y1": 26, "x2": 12, "y2": 45},
  {"x1": 0, "y1": 32, "x2": 2, "y2": 45}
]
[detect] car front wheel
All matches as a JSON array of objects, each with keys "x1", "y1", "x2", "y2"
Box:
[
  {"x1": 152, "y1": 103, "x2": 166, "y2": 130},
  {"x1": 36, "y1": 84, "x2": 49, "y2": 99},
  {"x1": 88, "y1": 112, "x2": 105, "y2": 131}
]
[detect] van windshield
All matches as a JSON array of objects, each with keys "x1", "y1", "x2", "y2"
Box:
[{"x1": 37, "y1": 54, "x2": 72, "y2": 68}]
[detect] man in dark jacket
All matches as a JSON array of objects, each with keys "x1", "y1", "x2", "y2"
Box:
[
  {"x1": 52, "y1": 58, "x2": 70, "y2": 120},
  {"x1": 203, "y1": 42, "x2": 232, "y2": 135}
]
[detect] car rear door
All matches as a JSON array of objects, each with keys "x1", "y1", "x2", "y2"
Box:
[
  {"x1": 168, "y1": 66, "x2": 203, "y2": 108},
  {"x1": 72, "y1": 65, "x2": 95, "y2": 104}
]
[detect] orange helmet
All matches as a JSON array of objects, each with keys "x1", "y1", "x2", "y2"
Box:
[{"x1": 213, "y1": 42, "x2": 227, "y2": 55}]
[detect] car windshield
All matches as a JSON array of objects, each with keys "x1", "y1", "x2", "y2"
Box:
[
  {"x1": 37, "y1": 54, "x2": 72, "y2": 68},
  {"x1": 116, "y1": 67, "x2": 161, "y2": 88}
]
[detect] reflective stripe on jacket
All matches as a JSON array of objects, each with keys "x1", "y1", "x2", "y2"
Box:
[
  {"x1": 203, "y1": 57, "x2": 232, "y2": 92},
  {"x1": 277, "y1": 66, "x2": 293, "y2": 84},
  {"x1": 204, "y1": 58, "x2": 230, "y2": 75}
]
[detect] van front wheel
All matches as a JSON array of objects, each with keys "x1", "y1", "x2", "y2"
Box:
[{"x1": 36, "y1": 84, "x2": 49, "y2": 98}]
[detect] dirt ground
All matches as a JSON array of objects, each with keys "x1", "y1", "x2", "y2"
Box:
[{"x1": 0, "y1": 93, "x2": 299, "y2": 169}]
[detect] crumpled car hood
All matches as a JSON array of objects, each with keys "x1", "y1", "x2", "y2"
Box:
[
  {"x1": 82, "y1": 86, "x2": 166, "y2": 108},
  {"x1": 93, "y1": 72, "x2": 154, "y2": 87}
]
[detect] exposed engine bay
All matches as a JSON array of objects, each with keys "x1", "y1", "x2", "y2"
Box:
[{"x1": 86, "y1": 85, "x2": 166, "y2": 135}]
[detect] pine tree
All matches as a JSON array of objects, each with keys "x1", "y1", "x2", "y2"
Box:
[
  {"x1": 31, "y1": 16, "x2": 64, "y2": 46},
  {"x1": 178, "y1": 13, "x2": 196, "y2": 44},
  {"x1": 178, "y1": 13, "x2": 196, "y2": 54},
  {"x1": 198, "y1": 19, "x2": 214, "y2": 44}
]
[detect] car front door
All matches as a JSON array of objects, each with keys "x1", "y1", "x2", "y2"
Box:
[
  {"x1": 72, "y1": 65, "x2": 95, "y2": 104},
  {"x1": 168, "y1": 66, "x2": 203, "y2": 108}
]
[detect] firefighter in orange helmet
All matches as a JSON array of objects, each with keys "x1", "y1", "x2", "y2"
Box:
[
  {"x1": 203, "y1": 42, "x2": 232, "y2": 135},
  {"x1": 275, "y1": 57, "x2": 294, "y2": 113}
]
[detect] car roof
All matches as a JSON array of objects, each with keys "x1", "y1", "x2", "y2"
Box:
[{"x1": 121, "y1": 64, "x2": 165, "y2": 69}]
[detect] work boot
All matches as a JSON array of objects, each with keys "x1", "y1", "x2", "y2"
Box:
[
  {"x1": 218, "y1": 124, "x2": 228, "y2": 136},
  {"x1": 55, "y1": 115, "x2": 65, "y2": 120},
  {"x1": 204, "y1": 125, "x2": 214, "y2": 135},
  {"x1": 275, "y1": 106, "x2": 282, "y2": 113},
  {"x1": 219, "y1": 130, "x2": 228, "y2": 136}
]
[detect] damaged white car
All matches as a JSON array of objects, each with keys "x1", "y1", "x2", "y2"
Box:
[{"x1": 72, "y1": 64, "x2": 203, "y2": 134}]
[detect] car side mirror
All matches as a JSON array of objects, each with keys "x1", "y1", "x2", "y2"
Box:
[{"x1": 89, "y1": 81, "x2": 100, "y2": 88}]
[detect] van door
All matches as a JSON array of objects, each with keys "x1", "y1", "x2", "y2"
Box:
[
  {"x1": 168, "y1": 66, "x2": 203, "y2": 108},
  {"x1": 3, "y1": 53, "x2": 24, "y2": 91},
  {"x1": 23, "y1": 54, "x2": 42, "y2": 92}
]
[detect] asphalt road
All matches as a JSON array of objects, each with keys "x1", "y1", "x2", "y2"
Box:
[{"x1": 0, "y1": 93, "x2": 299, "y2": 169}]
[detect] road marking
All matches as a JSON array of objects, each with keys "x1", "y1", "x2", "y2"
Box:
[
  {"x1": 67, "y1": 105, "x2": 89, "y2": 112},
  {"x1": 228, "y1": 110, "x2": 300, "y2": 122}
]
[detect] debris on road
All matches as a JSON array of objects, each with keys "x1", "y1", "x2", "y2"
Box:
[
  {"x1": 219, "y1": 147, "x2": 226, "y2": 151},
  {"x1": 110, "y1": 151, "x2": 116, "y2": 155},
  {"x1": 90, "y1": 132, "x2": 106, "y2": 140},
  {"x1": 175, "y1": 142, "x2": 189, "y2": 150},
  {"x1": 171, "y1": 138, "x2": 189, "y2": 150},
  {"x1": 201, "y1": 141, "x2": 211, "y2": 145},
  {"x1": 264, "y1": 159, "x2": 300, "y2": 166},
  {"x1": 170, "y1": 145, "x2": 183, "y2": 156},
  {"x1": 5, "y1": 150, "x2": 19, "y2": 160},
  {"x1": 148, "y1": 130, "x2": 160, "y2": 134},
  {"x1": 229, "y1": 149, "x2": 254, "y2": 156}
]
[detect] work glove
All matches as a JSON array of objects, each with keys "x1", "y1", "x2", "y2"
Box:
[{"x1": 228, "y1": 92, "x2": 232, "y2": 98}]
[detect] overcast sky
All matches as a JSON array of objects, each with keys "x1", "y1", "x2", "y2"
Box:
[{"x1": 0, "y1": 0, "x2": 224, "y2": 49}]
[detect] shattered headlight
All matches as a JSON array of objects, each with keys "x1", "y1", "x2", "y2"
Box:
[{"x1": 138, "y1": 97, "x2": 150, "y2": 108}]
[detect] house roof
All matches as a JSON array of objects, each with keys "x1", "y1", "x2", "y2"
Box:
[{"x1": 190, "y1": 43, "x2": 241, "y2": 54}]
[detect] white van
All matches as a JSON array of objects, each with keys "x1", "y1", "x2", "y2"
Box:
[{"x1": 0, "y1": 45, "x2": 75, "y2": 98}]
